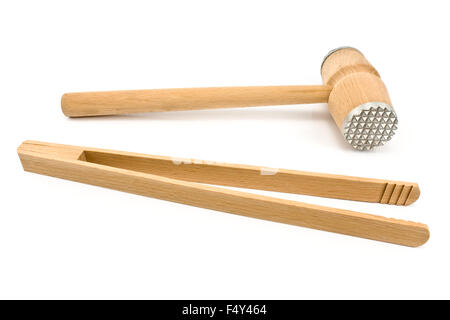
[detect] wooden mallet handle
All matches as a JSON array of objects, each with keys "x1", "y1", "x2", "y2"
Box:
[{"x1": 61, "y1": 85, "x2": 331, "y2": 117}]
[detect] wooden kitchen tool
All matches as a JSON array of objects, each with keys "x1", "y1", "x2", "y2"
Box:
[
  {"x1": 17, "y1": 140, "x2": 429, "y2": 247},
  {"x1": 61, "y1": 47, "x2": 397, "y2": 151}
]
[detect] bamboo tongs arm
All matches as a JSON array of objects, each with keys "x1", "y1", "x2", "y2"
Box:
[
  {"x1": 17, "y1": 141, "x2": 428, "y2": 247},
  {"x1": 18, "y1": 140, "x2": 419, "y2": 205},
  {"x1": 81, "y1": 146, "x2": 419, "y2": 206}
]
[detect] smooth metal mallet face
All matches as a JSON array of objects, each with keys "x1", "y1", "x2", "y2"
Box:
[{"x1": 321, "y1": 47, "x2": 398, "y2": 151}]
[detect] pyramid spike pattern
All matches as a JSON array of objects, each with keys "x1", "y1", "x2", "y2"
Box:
[{"x1": 343, "y1": 104, "x2": 398, "y2": 151}]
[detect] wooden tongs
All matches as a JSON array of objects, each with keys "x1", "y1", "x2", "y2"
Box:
[{"x1": 17, "y1": 141, "x2": 429, "y2": 247}]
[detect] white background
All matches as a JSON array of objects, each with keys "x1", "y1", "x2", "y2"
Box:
[{"x1": 1, "y1": 0, "x2": 449, "y2": 299}]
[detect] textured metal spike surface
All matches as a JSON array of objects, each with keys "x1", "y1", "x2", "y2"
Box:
[{"x1": 342, "y1": 102, "x2": 398, "y2": 151}]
